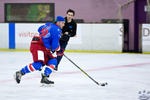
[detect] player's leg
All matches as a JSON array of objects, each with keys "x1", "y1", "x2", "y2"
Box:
[
  {"x1": 14, "y1": 50, "x2": 45, "y2": 84},
  {"x1": 56, "y1": 48, "x2": 64, "y2": 70},
  {"x1": 41, "y1": 58, "x2": 57, "y2": 84},
  {"x1": 55, "y1": 41, "x2": 67, "y2": 71},
  {"x1": 15, "y1": 61, "x2": 44, "y2": 83}
]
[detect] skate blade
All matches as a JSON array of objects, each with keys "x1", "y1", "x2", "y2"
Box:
[
  {"x1": 13, "y1": 73, "x2": 18, "y2": 84},
  {"x1": 40, "y1": 83, "x2": 54, "y2": 87}
]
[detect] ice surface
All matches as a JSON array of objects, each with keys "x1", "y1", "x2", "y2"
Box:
[{"x1": 0, "y1": 51, "x2": 150, "y2": 100}]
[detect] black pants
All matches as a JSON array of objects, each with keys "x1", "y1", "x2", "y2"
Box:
[{"x1": 56, "y1": 41, "x2": 68, "y2": 70}]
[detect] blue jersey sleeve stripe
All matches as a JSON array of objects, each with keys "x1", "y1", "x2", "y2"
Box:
[{"x1": 9, "y1": 23, "x2": 15, "y2": 49}]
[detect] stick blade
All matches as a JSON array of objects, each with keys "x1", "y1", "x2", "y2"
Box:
[{"x1": 99, "y1": 82, "x2": 108, "y2": 86}]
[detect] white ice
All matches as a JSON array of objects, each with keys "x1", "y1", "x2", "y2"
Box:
[{"x1": 0, "y1": 51, "x2": 150, "y2": 100}]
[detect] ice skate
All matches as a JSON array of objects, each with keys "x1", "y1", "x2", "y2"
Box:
[
  {"x1": 53, "y1": 67, "x2": 58, "y2": 73},
  {"x1": 40, "y1": 74, "x2": 54, "y2": 87},
  {"x1": 14, "y1": 71, "x2": 24, "y2": 84}
]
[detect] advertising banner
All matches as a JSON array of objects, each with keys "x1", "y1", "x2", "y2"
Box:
[
  {"x1": 15, "y1": 23, "x2": 42, "y2": 49},
  {"x1": 142, "y1": 24, "x2": 150, "y2": 52}
]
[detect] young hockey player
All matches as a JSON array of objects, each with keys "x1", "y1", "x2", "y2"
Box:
[
  {"x1": 14, "y1": 16, "x2": 65, "y2": 85},
  {"x1": 55, "y1": 9, "x2": 77, "y2": 71}
]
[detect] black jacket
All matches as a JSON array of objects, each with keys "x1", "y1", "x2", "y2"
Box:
[{"x1": 60, "y1": 17, "x2": 77, "y2": 42}]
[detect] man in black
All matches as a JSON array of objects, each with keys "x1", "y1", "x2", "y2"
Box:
[{"x1": 55, "y1": 9, "x2": 77, "y2": 71}]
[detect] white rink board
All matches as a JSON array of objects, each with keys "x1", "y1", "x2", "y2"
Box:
[
  {"x1": 15, "y1": 23, "x2": 123, "y2": 51},
  {"x1": 67, "y1": 24, "x2": 123, "y2": 51},
  {"x1": 0, "y1": 23, "x2": 9, "y2": 49},
  {"x1": 142, "y1": 24, "x2": 150, "y2": 52}
]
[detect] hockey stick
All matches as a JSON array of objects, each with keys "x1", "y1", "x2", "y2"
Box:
[{"x1": 63, "y1": 54, "x2": 107, "y2": 86}]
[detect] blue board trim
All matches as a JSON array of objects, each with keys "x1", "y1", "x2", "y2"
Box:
[{"x1": 9, "y1": 23, "x2": 15, "y2": 49}]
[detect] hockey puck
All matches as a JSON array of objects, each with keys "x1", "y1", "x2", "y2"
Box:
[
  {"x1": 100, "y1": 82, "x2": 108, "y2": 86},
  {"x1": 101, "y1": 83, "x2": 106, "y2": 86}
]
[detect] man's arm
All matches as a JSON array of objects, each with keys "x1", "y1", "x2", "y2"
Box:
[{"x1": 69, "y1": 22, "x2": 77, "y2": 37}]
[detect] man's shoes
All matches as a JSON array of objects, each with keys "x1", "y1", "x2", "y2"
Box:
[
  {"x1": 40, "y1": 74, "x2": 54, "y2": 85},
  {"x1": 14, "y1": 71, "x2": 24, "y2": 84}
]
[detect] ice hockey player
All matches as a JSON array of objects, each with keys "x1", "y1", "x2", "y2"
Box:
[{"x1": 14, "y1": 16, "x2": 65, "y2": 85}]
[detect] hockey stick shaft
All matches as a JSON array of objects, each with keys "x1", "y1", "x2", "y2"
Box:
[{"x1": 63, "y1": 54, "x2": 100, "y2": 85}]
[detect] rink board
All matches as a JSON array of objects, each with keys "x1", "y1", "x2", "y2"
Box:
[
  {"x1": 0, "y1": 23, "x2": 123, "y2": 52},
  {"x1": 0, "y1": 23, "x2": 9, "y2": 49},
  {"x1": 142, "y1": 24, "x2": 150, "y2": 52}
]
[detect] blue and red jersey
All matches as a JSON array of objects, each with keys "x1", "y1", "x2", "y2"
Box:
[{"x1": 38, "y1": 23, "x2": 62, "y2": 51}]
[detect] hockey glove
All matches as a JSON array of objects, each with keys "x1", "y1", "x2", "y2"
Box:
[
  {"x1": 50, "y1": 50, "x2": 57, "y2": 58},
  {"x1": 56, "y1": 48, "x2": 64, "y2": 56},
  {"x1": 45, "y1": 49, "x2": 56, "y2": 59}
]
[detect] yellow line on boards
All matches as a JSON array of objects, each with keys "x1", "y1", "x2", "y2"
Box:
[
  {"x1": 0, "y1": 49, "x2": 150, "y2": 54},
  {"x1": 0, "y1": 49, "x2": 122, "y2": 53}
]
